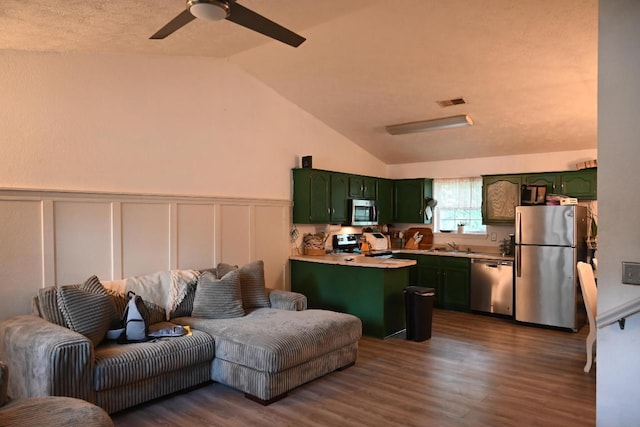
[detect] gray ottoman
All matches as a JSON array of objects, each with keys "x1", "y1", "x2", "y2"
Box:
[
  {"x1": 177, "y1": 308, "x2": 362, "y2": 404},
  {"x1": 1, "y1": 361, "x2": 113, "y2": 426}
]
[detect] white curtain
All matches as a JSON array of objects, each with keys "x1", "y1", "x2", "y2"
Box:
[{"x1": 433, "y1": 177, "x2": 485, "y2": 232}]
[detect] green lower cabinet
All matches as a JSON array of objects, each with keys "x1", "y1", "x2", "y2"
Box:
[
  {"x1": 290, "y1": 260, "x2": 410, "y2": 338},
  {"x1": 418, "y1": 256, "x2": 443, "y2": 307},
  {"x1": 395, "y1": 254, "x2": 470, "y2": 312},
  {"x1": 440, "y1": 257, "x2": 470, "y2": 311}
]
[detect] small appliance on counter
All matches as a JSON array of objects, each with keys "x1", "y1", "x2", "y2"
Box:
[
  {"x1": 363, "y1": 232, "x2": 389, "y2": 251},
  {"x1": 332, "y1": 233, "x2": 361, "y2": 253}
]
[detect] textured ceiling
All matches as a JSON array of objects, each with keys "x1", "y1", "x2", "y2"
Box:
[{"x1": 0, "y1": 0, "x2": 598, "y2": 164}]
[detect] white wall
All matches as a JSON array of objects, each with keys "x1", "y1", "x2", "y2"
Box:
[
  {"x1": 388, "y1": 149, "x2": 598, "y2": 179},
  {"x1": 0, "y1": 50, "x2": 387, "y2": 320},
  {"x1": 597, "y1": 2, "x2": 640, "y2": 425},
  {"x1": 0, "y1": 51, "x2": 386, "y2": 199}
]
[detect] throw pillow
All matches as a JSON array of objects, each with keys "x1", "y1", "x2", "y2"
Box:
[
  {"x1": 82, "y1": 275, "x2": 109, "y2": 295},
  {"x1": 37, "y1": 275, "x2": 113, "y2": 327},
  {"x1": 192, "y1": 270, "x2": 245, "y2": 319},
  {"x1": 37, "y1": 286, "x2": 71, "y2": 327},
  {"x1": 217, "y1": 260, "x2": 271, "y2": 309},
  {"x1": 57, "y1": 286, "x2": 114, "y2": 346}
]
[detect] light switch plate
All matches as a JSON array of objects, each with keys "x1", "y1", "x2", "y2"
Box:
[{"x1": 622, "y1": 262, "x2": 640, "y2": 285}]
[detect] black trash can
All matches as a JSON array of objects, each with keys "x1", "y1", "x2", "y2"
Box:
[{"x1": 404, "y1": 286, "x2": 435, "y2": 342}]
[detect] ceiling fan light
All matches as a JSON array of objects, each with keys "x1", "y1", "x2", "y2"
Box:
[
  {"x1": 386, "y1": 114, "x2": 473, "y2": 135},
  {"x1": 189, "y1": 1, "x2": 230, "y2": 21}
]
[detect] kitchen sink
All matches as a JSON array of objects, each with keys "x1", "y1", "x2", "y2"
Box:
[
  {"x1": 433, "y1": 249, "x2": 475, "y2": 254},
  {"x1": 401, "y1": 248, "x2": 507, "y2": 259}
]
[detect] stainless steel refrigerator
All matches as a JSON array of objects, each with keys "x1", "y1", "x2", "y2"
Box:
[{"x1": 514, "y1": 205, "x2": 588, "y2": 331}]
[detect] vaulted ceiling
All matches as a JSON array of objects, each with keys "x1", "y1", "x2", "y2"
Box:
[{"x1": 0, "y1": 0, "x2": 597, "y2": 164}]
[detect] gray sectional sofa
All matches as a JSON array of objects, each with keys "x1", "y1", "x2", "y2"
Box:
[
  {"x1": 0, "y1": 360, "x2": 114, "y2": 426},
  {"x1": 0, "y1": 261, "x2": 362, "y2": 414}
]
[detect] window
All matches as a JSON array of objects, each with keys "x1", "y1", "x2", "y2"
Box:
[{"x1": 433, "y1": 177, "x2": 486, "y2": 233}]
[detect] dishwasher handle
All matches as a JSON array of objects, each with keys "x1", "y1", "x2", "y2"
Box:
[{"x1": 472, "y1": 259, "x2": 513, "y2": 268}]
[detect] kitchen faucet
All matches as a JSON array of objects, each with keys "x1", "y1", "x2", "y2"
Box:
[{"x1": 446, "y1": 242, "x2": 459, "y2": 251}]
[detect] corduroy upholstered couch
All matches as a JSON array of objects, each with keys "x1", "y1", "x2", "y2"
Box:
[
  {"x1": 0, "y1": 261, "x2": 362, "y2": 414},
  {"x1": 0, "y1": 360, "x2": 114, "y2": 426}
]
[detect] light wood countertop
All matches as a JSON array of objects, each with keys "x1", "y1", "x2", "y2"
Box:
[
  {"x1": 290, "y1": 249, "x2": 513, "y2": 268},
  {"x1": 290, "y1": 253, "x2": 416, "y2": 269}
]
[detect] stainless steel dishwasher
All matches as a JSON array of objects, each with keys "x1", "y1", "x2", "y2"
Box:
[{"x1": 470, "y1": 258, "x2": 514, "y2": 316}]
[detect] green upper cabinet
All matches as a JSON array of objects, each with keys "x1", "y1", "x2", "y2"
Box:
[
  {"x1": 559, "y1": 169, "x2": 597, "y2": 199},
  {"x1": 521, "y1": 172, "x2": 558, "y2": 193},
  {"x1": 377, "y1": 178, "x2": 394, "y2": 224},
  {"x1": 348, "y1": 175, "x2": 378, "y2": 199},
  {"x1": 393, "y1": 178, "x2": 434, "y2": 224},
  {"x1": 523, "y1": 169, "x2": 597, "y2": 200},
  {"x1": 293, "y1": 169, "x2": 331, "y2": 224},
  {"x1": 330, "y1": 173, "x2": 350, "y2": 224},
  {"x1": 293, "y1": 169, "x2": 382, "y2": 224},
  {"x1": 293, "y1": 168, "x2": 349, "y2": 224},
  {"x1": 482, "y1": 174, "x2": 521, "y2": 224}
]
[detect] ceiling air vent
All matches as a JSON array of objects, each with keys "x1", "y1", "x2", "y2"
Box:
[{"x1": 437, "y1": 97, "x2": 466, "y2": 108}]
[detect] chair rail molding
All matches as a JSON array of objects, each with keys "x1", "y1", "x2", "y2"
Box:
[{"x1": 596, "y1": 296, "x2": 640, "y2": 330}]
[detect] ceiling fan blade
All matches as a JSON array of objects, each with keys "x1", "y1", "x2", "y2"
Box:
[
  {"x1": 150, "y1": 9, "x2": 197, "y2": 39},
  {"x1": 226, "y1": 3, "x2": 305, "y2": 47}
]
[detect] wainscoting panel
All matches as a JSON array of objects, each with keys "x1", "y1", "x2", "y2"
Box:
[
  {"x1": 219, "y1": 205, "x2": 252, "y2": 266},
  {"x1": 121, "y1": 202, "x2": 172, "y2": 278},
  {"x1": 0, "y1": 200, "x2": 44, "y2": 319},
  {"x1": 54, "y1": 201, "x2": 113, "y2": 285},
  {"x1": 0, "y1": 189, "x2": 291, "y2": 321},
  {"x1": 176, "y1": 203, "x2": 216, "y2": 270},
  {"x1": 254, "y1": 205, "x2": 290, "y2": 289}
]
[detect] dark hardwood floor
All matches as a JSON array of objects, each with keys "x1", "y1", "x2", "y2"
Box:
[{"x1": 112, "y1": 309, "x2": 595, "y2": 427}]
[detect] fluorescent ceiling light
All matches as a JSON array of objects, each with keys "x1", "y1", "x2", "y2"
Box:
[{"x1": 386, "y1": 114, "x2": 473, "y2": 135}]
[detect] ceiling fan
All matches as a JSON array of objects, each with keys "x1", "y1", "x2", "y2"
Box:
[{"x1": 150, "y1": 0, "x2": 306, "y2": 47}]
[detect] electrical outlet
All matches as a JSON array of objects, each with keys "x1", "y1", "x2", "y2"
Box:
[
  {"x1": 622, "y1": 262, "x2": 640, "y2": 285},
  {"x1": 490, "y1": 232, "x2": 497, "y2": 241}
]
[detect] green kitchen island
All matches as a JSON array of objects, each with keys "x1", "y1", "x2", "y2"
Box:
[{"x1": 290, "y1": 254, "x2": 416, "y2": 338}]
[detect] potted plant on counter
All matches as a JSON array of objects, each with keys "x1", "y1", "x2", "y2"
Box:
[{"x1": 457, "y1": 223, "x2": 466, "y2": 234}]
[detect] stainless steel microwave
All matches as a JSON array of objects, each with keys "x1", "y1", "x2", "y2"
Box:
[
  {"x1": 521, "y1": 184, "x2": 547, "y2": 205},
  {"x1": 349, "y1": 199, "x2": 379, "y2": 226}
]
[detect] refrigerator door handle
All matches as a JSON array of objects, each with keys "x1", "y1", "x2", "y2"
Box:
[
  {"x1": 515, "y1": 211, "x2": 521, "y2": 244},
  {"x1": 515, "y1": 245, "x2": 521, "y2": 277}
]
